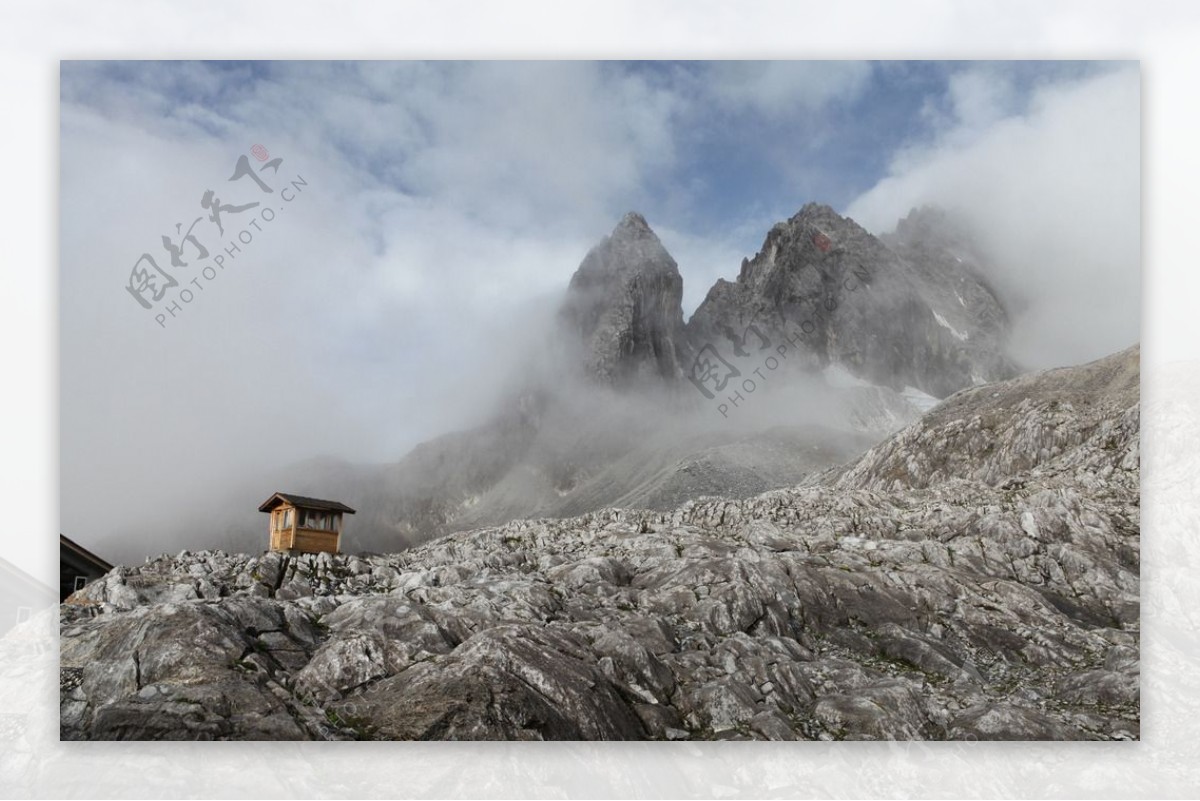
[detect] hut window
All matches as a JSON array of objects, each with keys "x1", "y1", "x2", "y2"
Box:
[{"x1": 74, "y1": 575, "x2": 87, "y2": 591}]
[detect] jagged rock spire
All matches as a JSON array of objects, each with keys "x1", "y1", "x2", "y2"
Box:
[{"x1": 559, "y1": 212, "x2": 692, "y2": 386}]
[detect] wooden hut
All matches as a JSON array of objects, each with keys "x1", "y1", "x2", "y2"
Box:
[{"x1": 258, "y1": 492, "x2": 356, "y2": 554}]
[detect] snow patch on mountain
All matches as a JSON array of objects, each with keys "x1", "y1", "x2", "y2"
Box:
[{"x1": 933, "y1": 309, "x2": 969, "y2": 341}]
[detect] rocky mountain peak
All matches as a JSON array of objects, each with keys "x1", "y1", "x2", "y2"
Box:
[
  {"x1": 559, "y1": 213, "x2": 691, "y2": 386},
  {"x1": 614, "y1": 210, "x2": 654, "y2": 236},
  {"x1": 688, "y1": 202, "x2": 1016, "y2": 399},
  {"x1": 730, "y1": 204, "x2": 881, "y2": 290},
  {"x1": 892, "y1": 204, "x2": 953, "y2": 237},
  {"x1": 557, "y1": 203, "x2": 1018, "y2": 403},
  {"x1": 790, "y1": 201, "x2": 842, "y2": 225},
  {"x1": 575, "y1": 211, "x2": 677, "y2": 281},
  {"x1": 885, "y1": 204, "x2": 980, "y2": 260}
]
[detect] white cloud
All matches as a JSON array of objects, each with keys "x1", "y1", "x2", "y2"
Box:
[
  {"x1": 59, "y1": 61, "x2": 693, "y2": 558},
  {"x1": 393, "y1": 62, "x2": 682, "y2": 232},
  {"x1": 846, "y1": 64, "x2": 1140, "y2": 369},
  {"x1": 915, "y1": 65, "x2": 1021, "y2": 141}
]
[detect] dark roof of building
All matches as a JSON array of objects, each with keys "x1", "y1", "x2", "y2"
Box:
[
  {"x1": 258, "y1": 492, "x2": 357, "y2": 514},
  {"x1": 59, "y1": 534, "x2": 115, "y2": 573}
]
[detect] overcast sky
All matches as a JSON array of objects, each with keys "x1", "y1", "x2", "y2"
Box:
[{"x1": 60, "y1": 60, "x2": 1139, "y2": 555}]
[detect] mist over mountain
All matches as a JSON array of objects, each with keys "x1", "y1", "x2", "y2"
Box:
[{"x1": 117, "y1": 200, "x2": 1046, "y2": 561}]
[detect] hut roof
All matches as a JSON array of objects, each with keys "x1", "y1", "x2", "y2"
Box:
[{"x1": 257, "y1": 492, "x2": 357, "y2": 514}]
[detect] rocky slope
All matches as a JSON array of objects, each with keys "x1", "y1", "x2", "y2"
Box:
[
  {"x1": 288, "y1": 406, "x2": 882, "y2": 554},
  {"x1": 60, "y1": 346, "x2": 1139, "y2": 741}
]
